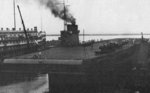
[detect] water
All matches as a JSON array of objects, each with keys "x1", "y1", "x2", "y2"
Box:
[
  {"x1": 0, "y1": 73, "x2": 49, "y2": 93},
  {"x1": 46, "y1": 35, "x2": 150, "y2": 42}
]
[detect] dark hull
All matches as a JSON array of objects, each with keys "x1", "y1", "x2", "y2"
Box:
[
  {"x1": 0, "y1": 72, "x2": 40, "y2": 86},
  {"x1": 0, "y1": 42, "x2": 47, "y2": 59},
  {"x1": 1, "y1": 41, "x2": 150, "y2": 93}
]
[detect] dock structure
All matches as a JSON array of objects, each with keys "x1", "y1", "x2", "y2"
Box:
[{"x1": 1, "y1": 39, "x2": 150, "y2": 92}]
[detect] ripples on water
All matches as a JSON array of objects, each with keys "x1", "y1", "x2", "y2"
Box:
[{"x1": 0, "y1": 73, "x2": 49, "y2": 93}]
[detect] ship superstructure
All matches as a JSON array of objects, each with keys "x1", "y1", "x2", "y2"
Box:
[
  {"x1": 0, "y1": 27, "x2": 46, "y2": 58},
  {"x1": 59, "y1": 22, "x2": 80, "y2": 46},
  {"x1": 58, "y1": 1, "x2": 80, "y2": 47},
  {"x1": 0, "y1": 3, "x2": 46, "y2": 58}
]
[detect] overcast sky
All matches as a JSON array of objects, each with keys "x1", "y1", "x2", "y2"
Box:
[{"x1": 0, "y1": 0, "x2": 150, "y2": 34}]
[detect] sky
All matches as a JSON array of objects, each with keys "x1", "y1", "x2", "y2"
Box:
[{"x1": 0, "y1": 0, "x2": 150, "y2": 34}]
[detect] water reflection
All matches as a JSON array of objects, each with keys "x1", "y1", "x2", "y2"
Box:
[{"x1": 0, "y1": 73, "x2": 49, "y2": 93}]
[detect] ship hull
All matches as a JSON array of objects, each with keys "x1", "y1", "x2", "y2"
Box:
[{"x1": 1, "y1": 40, "x2": 150, "y2": 93}]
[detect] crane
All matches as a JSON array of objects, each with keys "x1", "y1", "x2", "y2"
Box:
[{"x1": 17, "y1": 5, "x2": 30, "y2": 49}]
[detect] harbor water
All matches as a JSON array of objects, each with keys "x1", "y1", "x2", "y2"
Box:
[
  {"x1": 0, "y1": 74, "x2": 49, "y2": 93},
  {"x1": 46, "y1": 35, "x2": 150, "y2": 42}
]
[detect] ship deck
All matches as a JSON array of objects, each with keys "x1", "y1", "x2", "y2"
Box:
[
  {"x1": 13, "y1": 42, "x2": 100, "y2": 60},
  {"x1": 13, "y1": 39, "x2": 133, "y2": 60}
]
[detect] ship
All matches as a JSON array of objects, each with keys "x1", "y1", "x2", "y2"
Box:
[
  {"x1": 59, "y1": 21, "x2": 80, "y2": 47},
  {"x1": 0, "y1": 13, "x2": 142, "y2": 92},
  {"x1": 0, "y1": 26, "x2": 46, "y2": 58},
  {"x1": 0, "y1": 3, "x2": 46, "y2": 59},
  {"x1": 1, "y1": 1, "x2": 150, "y2": 93}
]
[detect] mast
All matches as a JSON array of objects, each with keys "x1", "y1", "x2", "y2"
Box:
[
  {"x1": 63, "y1": 0, "x2": 67, "y2": 31},
  {"x1": 40, "y1": 10, "x2": 43, "y2": 31},
  {"x1": 83, "y1": 29, "x2": 85, "y2": 43},
  {"x1": 141, "y1": 32, "x2": 143, "y2": 40},
  {"x1": 40, "y1": 5, "x2": 43, "y2": 31},
  {"x1": 13, "y1": 0, "x2": 16, "y2": 29}
]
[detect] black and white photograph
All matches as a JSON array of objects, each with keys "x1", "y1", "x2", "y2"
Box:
[{"x1": 0, "y1": 0, "x2": 150, "y2": 93}]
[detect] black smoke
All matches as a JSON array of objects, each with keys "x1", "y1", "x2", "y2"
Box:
[{"x1": 39, "y1": 0, "x2": 75, "y2": 23}]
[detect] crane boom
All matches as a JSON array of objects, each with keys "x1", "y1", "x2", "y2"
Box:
[{"x1": 17, "y1": 5, "x2": 30, "y2": 48}]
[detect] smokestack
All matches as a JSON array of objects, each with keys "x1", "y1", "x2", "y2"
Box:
[{"x1": 38, "y1": 0, "x2": 75, "y2": 23}]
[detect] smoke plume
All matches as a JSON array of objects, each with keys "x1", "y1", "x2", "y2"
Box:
[{"x1": 38, "y1": 0, "x2": 75, "y2": 23}]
